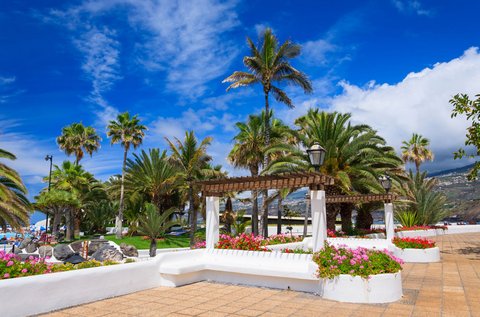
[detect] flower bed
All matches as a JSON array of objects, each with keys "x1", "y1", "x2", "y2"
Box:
[
  {"x1": 282, "y1": 248, "x2": 313, "y2": 254},
  {"x1": 392, "y1": 237, "x2": 435, "y2": 249},
  {"x1": 265, "y1": 234, "x2": 303, "y2": 245},
  {"x1": 313, "y1": 244, "x2": 403, "y2": 279},
  {"x1": 193, "y1": 233, "x2": 303, "y2": 251},
  {"x1": 395, "y1": 225, "x2": 447, "y2": 232},
  {"x1": 0, "y1": 251, "x2": 118, "y2": 280}
]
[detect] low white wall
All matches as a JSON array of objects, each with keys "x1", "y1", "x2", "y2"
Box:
[
  {"x1": 395, "y1": 225, "x2": 480, "y2": 238},
  {"x1": 393, "y1": 246, "x2": 440, "y2": 263},
  {"x1": 137, "y1": 247, "x2": 189, "y2": 258},
  {"x1": 1, "y1": 259, "x2": 161, "y2": 317}
]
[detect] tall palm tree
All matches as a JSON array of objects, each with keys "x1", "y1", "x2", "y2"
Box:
[
  {"x1": 401, "y1": 133, "x2": 434, "y2": 174},
  {"x1": 107, "y1": 112, "x2": 147, "y2": 239},
  {"x1": 223, "y1": 28, "x2": 313, "y2": 147},
  {"x1": 267, "y1": 109, "x2": 404, "y2": 231},
  {"x1": 57, "y1": 122, "x2": 102, "y2": 165},
  {"x1": 138, "y1": 203, "x2": 178, "y2": 257},
  {"x1": 0, "y1": 149, "x2": 31, "y2": 229},
  {"x1": 166, "y1": 131, "x2": 216, "y2": 246},
  {"x1": 224, "y1": 29, "x2": 312, "y2": 237}
]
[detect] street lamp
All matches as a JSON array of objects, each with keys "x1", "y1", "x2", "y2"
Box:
[
  {"x1": 307, "y1": 142, "x2": 326, "y2": 172},
  {"x1": 379, "y1": 175, "x2": 392, "y2": 194},
  {"x1": 45, "y1": 155, "x2": 53, "y2": 235}
]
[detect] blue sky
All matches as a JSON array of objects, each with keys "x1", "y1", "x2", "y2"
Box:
[{"x1": 1, "y1": 0, "x2": 480, "y2": 210}]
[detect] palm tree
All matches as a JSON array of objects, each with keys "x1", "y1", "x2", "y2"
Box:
[
  {"x1": 48, "y1": 161, "x2": 98, "y2": 240},
  {"x1": 138, "y1": 203, "x2": 178, "y2": 257},
  {"x1": 398, "y1": 171, "x2": 449, "y2": 225},
  {"x1": 228, "y1": 111, "x2": 291, "y2": 236},
  {"x1": 123, "y1": 149, "x2": 181, "y2": 211},
  {"x1": 223, "y1": 28, "x2": 312, "y2": 148},
  {"x1": 57, "y1": 122, "x2": 102, "y2": 165},
  {"x1": 107, "y1": 112, "x2": 147, "y2": 239},
  {"x1": 401, "y1": 133, "x2": 434, "y2": 174},
  {"x1": 35, "y1": 190, "x2": 80, "y2": 238},
  {"x1": 166, "y1": 131, "x2": 217, "y2": 247},
  {"x1": 267, "y1": 109, "x2": 404, "y2": 231},
  {"x1": 0, "y1": 149, "x2": 31, "y2": 229}
]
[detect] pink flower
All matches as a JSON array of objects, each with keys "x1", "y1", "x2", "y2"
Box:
[
  {"x1": 6, "y1": 260, "x2": 14, "y2": 267},
  {"x1": 21, "y1": 269, "x2": 28, "y2": 273},
  {"x1": 3, "y1": 273, "x2": 10, "y2": 278}
]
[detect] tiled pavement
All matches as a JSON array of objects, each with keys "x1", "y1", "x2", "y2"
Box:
[{"x1": 43, "y1": 232, "x2": 480, "y2": 317}]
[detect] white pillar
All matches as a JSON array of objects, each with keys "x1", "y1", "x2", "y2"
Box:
[
  {"x1": 384, "y1": 202, "x2": 395, "y2": 242},
  {"x1": 206, "y1": 196, "x2": 220, "y2": 249},
  {"x1": 311, "y1": 189, "x2": 327, "y2": 252}
]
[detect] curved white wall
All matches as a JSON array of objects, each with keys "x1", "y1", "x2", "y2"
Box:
[{"x1": 0, "y1": 260, "x2": 160, "y2": 317}]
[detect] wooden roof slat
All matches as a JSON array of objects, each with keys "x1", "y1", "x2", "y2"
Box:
[{"x1": 326, "y1": 194, "x2": 397, "y2": 204}]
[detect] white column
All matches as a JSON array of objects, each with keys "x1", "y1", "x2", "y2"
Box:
[
  {"x1": 310, "y1": 189, "x2": 327, "y2": 252},
  {"x1": 206, "y1": 196, "x2": 220, "y2": 249},
  {"x1": 384, "y1": 202, "x2": 395, "y2": 242}
]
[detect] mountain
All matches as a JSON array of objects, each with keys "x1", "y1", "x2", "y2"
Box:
[{"x1": 428, "y1": 163, "x2": 475, "y2": 177}]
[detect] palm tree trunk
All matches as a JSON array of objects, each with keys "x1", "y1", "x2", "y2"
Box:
[
  {"x1": 52, "y1": 209, "x2": 61, "y2": 238},
  {"x1": 188, "y1": 183, "x2": 196, "y2": 247},
  {"x1": 262, "y1": 190, "x2": 269, "y2": 237},
  {"x1": 327, "y1": 205, "x2": 338, "y2": 231},
  {"x1": 116, "y1": 149, "x2": 128, "y2": 239},
  {"x1": 251, "y1": 190, "x2": 259, "y2": 235},
  {"x1": 340, "y1": 203, "x2": 354, "y2": 233},
  {"x1": 262, "y1": 91, "x2": 271, "y2": 238},
  {"x1": 276, "y1": 195, "x2": 283, "y2": 234},
  {"x1": 65, "y1": 208, "x2": 73, "y2": 241},
  {"x1": 415, "y1": 161, "x2": 420, "y2": 174},
  {"x1": 149, "y1": 238, "x2": 157, "y2": 257}
]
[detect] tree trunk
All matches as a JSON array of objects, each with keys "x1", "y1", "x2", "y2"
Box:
[
  {"x1": 264, "y1": 91, "x2": 270, "y2": 149},
  {"x1": 262, "y1": 190, "x2": 269, "y2": 237},
  {"x1": 116, "y1": 149, "x2": 128, "y2": 239},
  {"x1": 251, "y1": 190, "x2": 259, "y2": 235},
  {"x1": 326, "y1": 204, "x2": 338, "y2": 231},
  {"x1": 276, "y1": 195, "x2": 283, "y2": 234},
  {"x1": 303, "y1": 198, "x2": 310, "y2": 237},
  {"x1": 65, "y1": 208, "x2": 73, "y2": 241},
  {"x1": 340, "y1": 203, "x2": 354, "y2": 233},
  {"x1": 188, "y1": 183, "x2": 196, "y2": 247},
  {"x1": 415, "y1": 161, "x2": 420, "y2": 174},
  {"x1": 356, "y1": 206, "x2": 373, "y2": 230},
  {"x1": 149, "y1": 238, "x2": 157, "y2": 257},
  {"x1": 52, "y1": 209, "x2": 61, "y2": 238}
]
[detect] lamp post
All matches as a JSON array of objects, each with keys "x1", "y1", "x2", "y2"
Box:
[
  {"x1": 306, "y1": 142, "x2": 326, "y2": 172},
  {"x1": 307, "y1": 142, "x2": 327, "y2": 251},
  {"x1": 45, "y1": 155, "x2": 53, "y2": 235},
  {"x1": 379, "y1": 175, "x2": 392, "y2": 194}
]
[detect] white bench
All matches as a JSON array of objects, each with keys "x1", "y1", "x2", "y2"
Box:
[{"x1": 157, "y1": 249, "x2": 319, "y2": 293}]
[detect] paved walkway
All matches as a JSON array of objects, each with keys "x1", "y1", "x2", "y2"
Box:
[{"x1": 43, "y1": 233, "x2": 480, "y2": 317}]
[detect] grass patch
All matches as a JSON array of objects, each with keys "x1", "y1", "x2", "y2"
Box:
[{"x1": 104, "y1": 234, "x2": 190, "y2": 250}]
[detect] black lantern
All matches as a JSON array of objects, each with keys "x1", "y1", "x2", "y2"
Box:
[
  {"x1": 379, "y1": 175, "x2": 392, "y2": 193},
  {"x1": 307, "y1": 142, "x2": 326, "y2": 171}
]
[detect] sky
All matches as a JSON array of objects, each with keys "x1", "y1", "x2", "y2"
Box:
[{"x1": 1, "y1": 0, "x2": 479, "y2": 209}]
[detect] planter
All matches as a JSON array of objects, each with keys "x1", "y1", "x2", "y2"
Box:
[
  {"x1": 320, "y1": 272, "x2": 402, "y2": 303},
  {"x1": 395, "y1": 229, "x2": 436, "y2": 238},
  {"x1": 393, "y1": 246, "x2": 440, "y2": 263}
]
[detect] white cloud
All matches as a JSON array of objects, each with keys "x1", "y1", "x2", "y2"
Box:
[
  {"x1": 328, "y1": 47, "x2": 479, "y2": 170},
  {"x1": 0, "y1": 75, "x2": 22, "y2": 104},
  {"x1": 391, "y1": 0, "x2": 432, "y2": 16},
  {"x1": 301, "y1": 39, "x2": 337, "y2": 66}
]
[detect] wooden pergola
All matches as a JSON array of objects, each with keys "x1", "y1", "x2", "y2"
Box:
[
  {"x1": 196, "y1": 171, "x2": 335, "y2": 196},
  {"x1": 196, "y1": 172, "x2": 397, "y2": 251}
]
